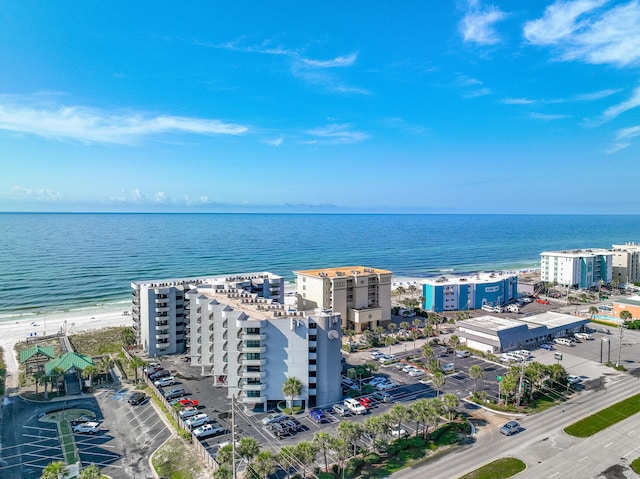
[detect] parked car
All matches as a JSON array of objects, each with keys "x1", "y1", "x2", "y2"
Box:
[
  {"x1": 309, "y1": 409, "x2": 326, "y2": 423},
  {"x1": 500, "y1": 421, "x2": 520, "y2": 436},
  {"x1": 372, "y1": 391, "x2": 392, "y2": 403},
  {"x1": 553, "y1": 338, "x2": 572, "y2": 347},
  {"x1": 128, "y1": 391, "x2": 147, "y2": 405},
  {"x1": 70, "y1": 414, "x2": 96, "y2": 426},
  {"x1": 344, "y1": 398, "x2": 367, "y2": 415},
  {"x1": 270, "y1": 422, "x2": 289, "y2": 437},
  {"x1": 390, "y1": 427, "x2": 408, "y2": 438},
  {"x1": 456, "y1": 350, "x2": 471, "y2": 359},
  {"x1": 376, "y1": 380, "x2": 396, "y2": 390},
  {"x1": 370, "y1": 350, "x2": 383, "y2": 360},
  {"x1": 402, "y1": 364, "x2": 419, "y2": 373},
  {"x1": 149, "y1": 369, "x2": 169, "y2": 380},
  {"x1": 171, "y1": 398, "x2": 199, "y2": 408},
  {"x1": 261, "y1": 413, "x2": 286, "y2": 426},
  {"x1": 185, "y1": 413, "x2": 210, "y2": 429},
  {"x1": 333, "y1": 404, "x2": 350, "y2": 417},
  {"x1": 574, "y1": 332, "x2": 593, "y2": 340},
  {"x1": 164, "y1": 387, "x2": 186, "y2": 400},
  {"x1": 282, "y1": 417, "x2": 302, "y2": 432},
  {"x1": 568, "y1": 375, "x2": 583, "y2": 385},
  {"x1": 540, "y1": 343, "x2": 554, "y2": 350},
  {"x1": 408, "y1": 369, "x2": 425, "y2": 377},
  {"x1": 358, "y1": 397, "x2": 373, "y2": 409},
  {"x1": 441, "y1": 363, "x2": 455, "y2": 373},
  {"x1": 73, "y1": 422, "x2": 100, "y2": 434},
  {"x1": 154, "y1": 376, "x2": 176, "y2": 387},
  {"x1": 368, "y1": 376, "x2": 387, "y2": 386},
  {"x1": 193, "y1": 423, "x2": 225, "y2": 439},
  {"x1": 179, "y1": 407, "x2": 199, "y2": 419}
]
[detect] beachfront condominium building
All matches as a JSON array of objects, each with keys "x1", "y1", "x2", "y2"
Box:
[
  {"x1": 294, "y1": 266, "x2": 393, "y2": 333},
  {"x1": 421, "y1": 272, "x2": 518, "y2": 312},
  {"x1": 612, "y1": 243, "x2": 640, "y2": 285},
  {"x1": 131, "y1": 272, "x2": 284, "y2": 357},
  {"x1": 186, "y1": 283, "x2": 342, "y2": 411},
  {"x1": 540, "y1": 249, "x2": 613, "y2": 289}
]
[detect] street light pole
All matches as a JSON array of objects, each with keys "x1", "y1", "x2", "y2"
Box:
[{"x1": 616, "y1": 323, "x2": 624, "y2": 368}]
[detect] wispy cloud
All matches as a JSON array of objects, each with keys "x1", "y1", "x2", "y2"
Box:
[
  {"x1": 608, "y1": 124, "x2": 640, "y2": 152},
  {"x1": 456, "y1": 74, "x2": 491, "y2": 98},
  {"x1": 10, "y1": 185, "x2": 62, "y2": 201},
  {"x1": 382, "y1": 117, "x2": 429, "y2": 136},
  {"x1": 265, "y1": 137, "x2": 284, "y2": 147},
  {"x1": 198, "y1": 38, "x2": 366, "y2": 94},
  {"x1": 602, "y1": 85, "x2": 640, "y2": 121},
  {"x1": 460, "y1": 0, "x2": 507, "y2": 45},
  {"x1": 524, "y1": 0, "x2": 640, "y2": 67},
  {"x1": 529, "y1": 112, "x2": 572, "y2": 121},
  {"x1": 501, "y1": 97, "x2": 538, "y2": 105},
  {"x1": 305, "y1": 123, "x2": 369, "y2": 145},
  {"x1": 0, "y1": 98, "x2": 248, "y2": 144},
  {"x1": 574, "y1": 88, "x2": 622, "y2": 101}
]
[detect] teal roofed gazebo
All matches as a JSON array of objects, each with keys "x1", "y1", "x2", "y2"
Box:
[{"x1": 44, "y1": 352, "x2": 94, "y2": 376}]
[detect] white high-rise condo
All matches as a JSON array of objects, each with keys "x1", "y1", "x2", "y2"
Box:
[{"x1": 540, "y1": 249, "x2": 612, "y2": 289}]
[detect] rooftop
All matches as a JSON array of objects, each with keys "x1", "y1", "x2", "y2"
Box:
[
  {"x1": 540, "y1": 249, "x2": 612, "y2": 257},
  {"x1": 294, "y1": 266, "x2": 392, "y2": 278},
  {"x1": 421, "y1": 271, "x2": 517, "y2": 286},
  {"x1": 132, "y1": 272, "x2": 282, "y2": 289}
]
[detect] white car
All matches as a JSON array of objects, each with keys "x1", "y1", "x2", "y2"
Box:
[
  {"x1": 261, "y1": 413, "x2": 286, "y2": 425},
  {"x1": 402, "y1": 364, "x2": 418, "y2": 373},
  {"x1": 193, "y1": 423, "x2": 225, "y2": 439},
  {"x1": 376, "y1": 380, "x2": 396, "y2": 391},
  {"x1": 154, "y1": 376, "x2": 176, "y2": 387},
  {"x1": 344, "y1": 398, "x2": 367, "y2": 415},
  {"x1": 73, "y1": 422, "x2": 100, "y2": 434},
  {"x1": 179, "y1": 407, "x2": 199, "y2": 419},
  {"x1": 368, "y1": 376, "x2": 387, "y2": 386},
  {"x1": 568, "y1": 375, "x2": 583, "y2": 385},
  {"x1": 185, "y1": 413, "x2": 209, "y2": 429},
  {"x1": 408, "y1": 369, "x2": 425, "y2": 377}
]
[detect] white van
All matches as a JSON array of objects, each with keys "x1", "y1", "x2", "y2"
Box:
[
  {"x1": 553, "y1": 338, "x2": 572, "y2": 346},
  {"x1": 344, "y1": 398, "x2": 367, "y2": 415},
  {"x1": 574, "y1": 332, "x2": 592, "y2": 340}
]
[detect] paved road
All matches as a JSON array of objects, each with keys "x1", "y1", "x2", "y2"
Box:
[{"x1": 392, "y1": 373, "x2": 640, "y2": 479}]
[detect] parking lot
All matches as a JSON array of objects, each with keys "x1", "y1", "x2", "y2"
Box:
[{"x1": 0, "y1": 387, "x2": 170, "y2": 479}]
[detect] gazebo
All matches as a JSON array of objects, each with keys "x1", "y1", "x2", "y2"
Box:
[
  {"x1": 19, "y1": 345, "x2": 55, "y2": 374},
  {"x1": 44, "y1": 352, "x2": 95, "y2": 395}
]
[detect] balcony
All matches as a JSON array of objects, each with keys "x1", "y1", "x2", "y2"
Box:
[
  {"x1": 242, "y1": 358, "x2": 266, "y2": 367},
  {"x1": 242, "y1": 370, "x2": 267, "y2": 379},
  {"x1": 242, "y1": 395, "x2": 266, "y2": 405},
  {"x1": 155, "y1": 298, "x2": 168, "y2": 305},
  {"x1": 155, "y1": 333, "x2": 170, "y2": 340},
  {"x1": 309, "y1": 364, "x2": 317, "y2": 372},
  {"x1": 243, "y1": 382, "x2": 267, "y2": 392},
  {"x1": 308, "y1": 352, "x2": 317, "y2": 360},
  {"x1": 308, "y1": 340, "x2": 317, "y2": 348},
  {"x1": 308, "y1": 388, "x2": 317, "y2": 395},
  {"x1": 155, "y1": 306, "x2": 169, "y2": 313},
  {"x1": 243, "y1": 333, "x2": 267, "y2": 341},
  {"x1": 156, "y1": 342, "x2": 170, "y2": 350},
  {"x1": 155, "y1": 324, "x2": 169, "y2": 330},
  {"x1": 242, "y1": 345, "x2": 266, "y2": 354}
]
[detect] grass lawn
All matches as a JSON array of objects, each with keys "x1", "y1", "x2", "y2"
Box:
[
  {"x1": 564, "y1": 393, "x2": 640, "y2": 437},
  {"x1": 69, "y1": 327, "x2": 129, "y2": 356},
  {"x1": 631, "y1": 457, "x2": 640, "y2": 474},
  {"x1": 457, "y1": 457, "x2": 526, "y2": 479},
  {"x1": 152, "y1": 437, "x2": 203, "y2": 479}
]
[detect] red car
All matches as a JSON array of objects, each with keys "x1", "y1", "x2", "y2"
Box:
[
  {"x1": 178, "y1": 398, "x2": 199, "y2": 407},
  {"x1": 358, "y1": 397, "x2": 372, "y2": 409},
  {"x1": 535, "y1": 299, "x2": 550, "y2": 305}
]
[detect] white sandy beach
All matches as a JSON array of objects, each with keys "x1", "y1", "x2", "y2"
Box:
[{"x1": 1, "y1": 307, "x2": 133, "y2": 393}]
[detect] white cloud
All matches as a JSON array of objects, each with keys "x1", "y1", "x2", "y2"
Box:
[
  {"x1": 460, "y1": 1, "x2": 507, "y2": 45},
  {"x1": 616, "y1": 124, "x2": 640, "y2": 139},
  {"x1": 501, "y1": 97, "x2": 538, "y2": 105},
  {"x1": 0, "y1": 100, "x2": 248, "y2": 144},
  {"x1": 305, "y1": 123, "x2": 369, "y2": 144},
  {"x1": 573, "y1": 88, "x2": 622, "y2": 101},
  {"x1": 265, "y1": 137, "x2": 284, "y2": 147},
  {"x1": 10, "y1": 185, "x2": 62, "y2": 201},
  {"x1": 301, "y1": 53, "x2": 358, "y2": 68},
  {"x1": 529, "y1": 112, "x2": 572, "y2": 120},
  {"x1": 524, "y1": 0, "x2": 640, "y2": 67},
  {"x1": 463, "y1": 87, "x2": 491, "y2": 98},
  {"x1": 602, "y1": 85, "x2": 640, "y2": 121},
  {"x1": 154, "y1": 192, "x2": 170, "y2": 203}
]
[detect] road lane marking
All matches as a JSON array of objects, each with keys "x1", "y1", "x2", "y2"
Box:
[
  {"x1": 578, "y1": 456, "x2": 588, "y2": 462},
  {"x1": 605, "y1": 442, "x2": 614, "y2": 448},
  {"x1": 549, "y1": 472, "x2": 559, "y2": 478},
  {"x1": 623, "y1": 445, "x2": 640, "y2": 458}
]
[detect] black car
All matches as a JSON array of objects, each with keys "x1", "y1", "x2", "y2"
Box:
[
  {"x1": 149, "y1": 369, "x2": 170, "y2": 381},
  {"x1": 128, "y1": 391, "x2": 147, "y2": 405},
  {"x1": 270, "y1": 422, "x2": 288, "y2": 437}
]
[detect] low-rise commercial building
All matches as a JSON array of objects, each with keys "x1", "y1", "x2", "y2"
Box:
[
  {"x1": 421, "y1": 272, "x2": 518, "y2": 312},
  {"x1": 456, "y1": 312, "x2": 589, "y2": 354},
  {"x1": 612, "y1": 295, "x2": 640, "y2": 320}
]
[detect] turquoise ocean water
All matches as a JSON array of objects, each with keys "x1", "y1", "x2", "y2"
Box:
[{"x1": 1, "y1": 213, "x2": 640, "y2": 321}]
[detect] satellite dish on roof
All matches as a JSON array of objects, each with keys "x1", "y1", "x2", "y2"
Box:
[{"x1": 328, "y1": 329, "x2": 339, "y2": 340}]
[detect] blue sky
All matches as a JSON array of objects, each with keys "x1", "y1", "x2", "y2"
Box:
[{"x1": 1, "y1": 0, "x2": 639, "y2": 214}]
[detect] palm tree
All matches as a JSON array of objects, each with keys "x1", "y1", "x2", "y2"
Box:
[
  {"x1": 282, "y1": 376, "x2": 302, "y2": 409},
  {"x1": 374, "y1": 326, "x2": 385, "y2": 340},
  {"x1": 388, "y1": 403, "x2": 410, "y2": 438},
  {"x1": 79, "y1": 464, "x2": 101, "y2": 479},
  {"x1": 51, "y1": 366, "x2": 64, "y2": 396},
  {"x1": 399, "y1": 321, "x2": 410, "y2": 336},
  {"x1": 448, "y1": 335, "x2": 460, "y2": 368},
  {"x1": 278, "y1": 445, "x2": 297, "y2": 479},
  {"x1": 589, "y1": 306, "x2": 598, "y2": 319},
  {"x1": 83, "y1": 365, "x2": 97, "y2": 391},
  {"x1": 431, "y1": 371, "x2": 446, "y2": 398},
  {"x1": 383, "y1": 335, "x2": 395, "y2": 355},
  {"x1": 41, "y1": 460, "x2": 68, "y2": 479},
  {"x1": 442, "y1": 393, "x2": 459, "y2": 421},
  {"x1": 213, "y1": 465, "x2": 233, "y2": 479},
  {"x1": 130, "y1": 356, "x2": 146, "y2": 383},
  {"x1": 620, "y1": 310, "x2": 633, "y2": 323},
  {"x1": 121, "y1": 326, "x2": 136, "y2": 349},
  {"x1": 343, "y1": 328, "x2": 356, "y2": 352},
  {"x1": 428, "y1": 398, "x2": 443, "y2": 435},
  {"x1": 411, "y1": 329, "x2": 420, "y2": 355},
  {"x1": 468, "y1": 365, "x2": 484, "y2": 394},
  {"x1": 412, "y1": 318, "x2": 423, "y2": 332},
  {"x1": 33, "y1": 371, "x2": 46, "y2": 395},
  {"x1": 330, "y1": 438, "x2": 350, "y2": 475},
  {"x1": 237, "y1": 437, "x2": 260, "y2": 465},
  {"x1": 250, "y1": 450, "x2": 278, "y2": 479},
  {"x1": 216, "y1": 444, "x2": 234, "y2": 467},
  {"x1": 338, "y1": 419, "x2": 364, "y2": 456},
  {"x1": 421, "y1": 344, "x2": 434, "y2": 369},
  {"x1": 387, "y1": 322, "x2": 398, "y2": 337},
  {"x1": 294, "y1": 441, "x2": 318, "y2": 479},
  {"x1": 313, "y1": 431, "x2": 333, "y2": 472}
]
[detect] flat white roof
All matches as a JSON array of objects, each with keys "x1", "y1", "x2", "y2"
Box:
[
  {"x1": 461, "y1": 311, "x2": 584, "y2": 333},
  {"x1": 540, "y1": 249, "x2": 612, "y2": 258},
  {"x1": 421, "y1": 271, "x2": 516, "y2": 286}
]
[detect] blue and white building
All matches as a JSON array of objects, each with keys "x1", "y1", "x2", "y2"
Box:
[
  {"x1": 421, "y1": 272, "x2": 518, "y2": 312},
  {"x1": 540, "y1": 249, "x2": 613, "y2": 289}
]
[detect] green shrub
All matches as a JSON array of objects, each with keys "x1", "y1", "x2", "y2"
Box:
[
  {"x1": 631, "y1": 457, "x2": 640, "y2": 474},
  {"x1": 363, "y1": 453, "x2": 381, "y2": 464}
]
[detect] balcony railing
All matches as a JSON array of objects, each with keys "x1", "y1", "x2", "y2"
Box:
[
  {"x1": 242, "y1": 370, "x2": 267, "y2": 379},
  {"x1": 156, "y1": 343, "x2": 170, "y2": 350},
  {"x1": 243, "y1": 333, "x2": 267, "y2": 341},
  {"x1": 243, "y1": 383, "x2": 267, "y2": 392},
  {"x1": 242, "y1": 358, "x2": 266, "y2": 367},
  {"x1": 242, "y1": 345, "x2": 266, "y2": 354},
  {"x1": 242, "y1": 395, "x2": 266, "y2": 405}
]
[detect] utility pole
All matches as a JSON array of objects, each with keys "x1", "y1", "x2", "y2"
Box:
[
  {"x1": 616, "y1": 323, "x2": 624, "y2": 368},
  {"x1": 516, "y1": 358, "x2": 526, "y2": 407}
]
